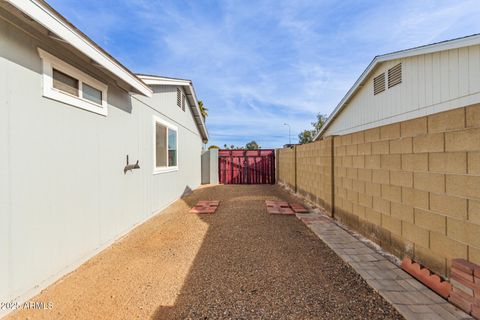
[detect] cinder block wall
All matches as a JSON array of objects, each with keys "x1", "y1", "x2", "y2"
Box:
[
  {"x1": 277, "y1": 148, "x2": 296, "y2": 189},
  {"x1": 277, "y1": 104, "x2": 480, "y2": 277},
  {"x1": 296, "y1": 137, "x2": 334, "y2": 213}
]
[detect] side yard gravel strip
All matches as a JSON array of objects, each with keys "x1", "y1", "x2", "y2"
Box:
[{"x1": 6, "y1": 185, "x2": 403, "y2": 320}]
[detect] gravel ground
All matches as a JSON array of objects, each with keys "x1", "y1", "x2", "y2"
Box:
[{"x1": 7, "y1": 184, "x2": 403, "y2": 320}]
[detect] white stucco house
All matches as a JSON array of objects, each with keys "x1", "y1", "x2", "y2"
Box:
[{"x1": 0, "y1": 0, "x2": 208, "y2": 314}]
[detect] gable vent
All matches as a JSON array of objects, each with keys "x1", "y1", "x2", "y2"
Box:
[
  {"x1": 181, "y1": 93, "x2": 186, "y2": 111},
  {"x1": 176, "y1": 88, "x2": 181, "y2": 108},
  {"x1": 373, "y1": 73, "x2": 385, "y2": 95},
  {"x1": 388, "y1": 63, "x2": 402, "y2": 88}
]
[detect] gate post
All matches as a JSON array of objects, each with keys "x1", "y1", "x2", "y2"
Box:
[
  {"x1": 201, "y1": 149, "x2": 219, "y2": 184},
  {"x1": 210, "y1": 149, "x2": 219, "y2": 184}
]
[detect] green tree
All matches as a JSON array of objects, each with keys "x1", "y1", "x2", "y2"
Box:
[
  {"x1": 245, "y1": 140, "x2": 260, "y2": 150},
  {"x1": 298, "y1": 130, "x2": 314, "y2": 144},
  {"x1": 298, "y1": 113, "x2": 328, "y2": 144},
  {"x1": 312, "y1": 113, "x2": 328, "y2": 133},
  {"x1": 198, "y1": 100, "x2": 208, "y2": 119}
]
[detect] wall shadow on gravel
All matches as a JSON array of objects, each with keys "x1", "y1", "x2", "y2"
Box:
[{"x1": 150, "y1": 184, "x2": 402, "y2": 320}]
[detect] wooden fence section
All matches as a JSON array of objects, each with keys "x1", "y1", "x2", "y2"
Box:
[{"x1": 277, "y1": 104, "x2": 480, "y2": 277}]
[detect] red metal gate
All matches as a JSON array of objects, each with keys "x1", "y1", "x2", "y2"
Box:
[{"x1": 218, "y1": 149, "x2": 275, "y2": 184}]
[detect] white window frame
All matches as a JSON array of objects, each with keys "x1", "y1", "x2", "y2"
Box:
[
  {"x1": 38, "y1": 48, "x2": 108, "y2": 116},
  {"x1": 153, "y1": 116, "x2": 179, "y2": 174}
]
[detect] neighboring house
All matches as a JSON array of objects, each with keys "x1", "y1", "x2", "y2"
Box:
[
  {"x1": 0, "y1": 0, "x2": 208, "y2": 312},
  {"x1": 306, "y1": 34, "x2": 480, "y2": 277},
  {"x1": 315, "y1": 34, "x2": 480, "y2": 139}
]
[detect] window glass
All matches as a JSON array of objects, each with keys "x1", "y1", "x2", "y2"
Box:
[
  {"x1": 53, "y1": 69, "x2": 79, "y2": 96},
  {"x1": 155, "y1": 123, "x2": 167, "y2": 167},
  {"x1": 82, "y1": 83, "x2": 102, "y2": 105},
  {"x1": 168, "y1": 129, "x2": 177, "y2": 167}
]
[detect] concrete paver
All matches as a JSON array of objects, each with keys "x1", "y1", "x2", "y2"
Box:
[{"x1": 297, "y1": 211, "x2": 474, "y2": 320}]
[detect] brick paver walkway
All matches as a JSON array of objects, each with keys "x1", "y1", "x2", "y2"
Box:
[{"x1": 297, "y1": 212, "x2": 473, "y2": 320}]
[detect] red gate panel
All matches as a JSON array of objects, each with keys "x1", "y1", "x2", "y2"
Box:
[{"x1": 218, "y1": 149, "x2": 275, "y2": 184}]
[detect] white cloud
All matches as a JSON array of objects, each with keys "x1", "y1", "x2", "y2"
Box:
[{"x1": 49, "y1": 0, "x2": 480, "y2": 148}]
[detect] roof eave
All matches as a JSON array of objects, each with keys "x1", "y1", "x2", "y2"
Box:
[
  {"x1": 314, "y1": 56, "x2": 379, "y2": 140},
  {"x1": 315, "y1": 33, "x2": 480, "y2": 140},
  {"x1": 8, "y1": 0, "x2": 153, "y2": 97},
  {"x1": 139, "y1": 75, "x2": 209, "y2": 142}
]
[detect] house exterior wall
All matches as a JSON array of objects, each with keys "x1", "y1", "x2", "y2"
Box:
[
  {"x1": 0, "y1": 16, "x2": 203, "y2": 306},
  {"x1": 277, "y1": 104, "x2": 480, "y2": 278},
  {"x1": 325, "y1": 45, "x2": 480, "y2": 136}
]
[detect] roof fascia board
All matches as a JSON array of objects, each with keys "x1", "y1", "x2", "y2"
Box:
[
  {"x1": 8, "y1": 0, "x2": 152, "y2": 97},
  {"x1": 184, "y1": 85, "x2": 209, "y2": 142},
  {"x1": 138, "y1": 75, "x2": 209, "y2": 142},
  {"x1": 314, "y1": 57, "x2": 378, "y2": 140},
  {"x1": 314, "y1": 35, "x2": 480, "y2": 140},
  {"x1": 378, "y1": 34, "x2": 480, "y2": 63},
  {"x1": 141, "y1": 77, "x2": 191, "y2": 87}
]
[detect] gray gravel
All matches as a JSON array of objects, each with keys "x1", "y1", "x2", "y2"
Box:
[
  {"x1": 153, "y1": 185, "x2": 403, "y2": 319},
  {"x1": 8, "y1": 184, "x2": 403, "y2": 320}
]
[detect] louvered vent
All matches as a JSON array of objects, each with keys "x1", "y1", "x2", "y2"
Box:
[
  {"x1": 176, "y1": 88, "x2": 181, "y2": 108},
  {"x1": 388, "y1": 63, "x2": 402, "y2": 88},
  {"x1": 181, "y1": 94, "x2": 186, "y2": 111},
  {"x1": 373, "y1": 73, "x2": 385, "y2": 95}
]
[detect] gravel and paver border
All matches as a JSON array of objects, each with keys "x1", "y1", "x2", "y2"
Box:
[{"x1": 296, "y1": 210, "x2": 473, "y2": 320}]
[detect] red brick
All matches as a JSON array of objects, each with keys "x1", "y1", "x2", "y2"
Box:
[
  {"x1": 452, "y1": 258, "x2": 476, "y2": 275},
  {"x1": 267, "y1": 207, "x2": 295, "y2": 215},
  {"x1": 450, "y1": 276, "x2": 476, "y2": 296},
  {"x1": 449, "y1": 291, "x2": 472, "y2": 313},
  {"x1": 426, "y1": 273, "x2": 453, "y2": 299},
  {"x1": 266, "y1": 200, "x2": 295, "y2": 215},
  {"x1": 452, "y1": 287, "x2": 475, "y2": 302},
  {"x1": 452, "y1": 268, "x2": 475, "y2": 282},
  {"x1": 190, "y1": 206, "x2": 215, "y2": 214},
  {"x1": 401, "y1": 257, "x2": 420, "y2": 275},
  {"x1": 401, "y1": 257, "x2": 452, "y2": 298},
  {"x1": 190, "y1": 200, "x2": 220, "y2": 214},
  {"x1": 476, "y1": 266, "x2": 480, "y2": 278},
  {"x1": 472, "y1": 304, "x2": 480, "y2": 320},
  {"x1": 290, "y1": 203, "x2": 309, "y2": 213}
]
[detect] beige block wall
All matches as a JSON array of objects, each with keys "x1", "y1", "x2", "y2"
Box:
[
  {"x1": 277, "y1": 104, "x2": 480, "y2": 277},
  {"x1": 277, "y1": 147, "x2": 295, "y2": 190},
  {"x1": 277, "y1": 137, "x2": 334, "y2": 213},
  {"x1": 296, "y1": 137, "x2": 334, "y2": 213}
]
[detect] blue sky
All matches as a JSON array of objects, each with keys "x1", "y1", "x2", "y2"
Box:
[{"x1": 49, "y1": 0, "x2": 480, "y2": 148}]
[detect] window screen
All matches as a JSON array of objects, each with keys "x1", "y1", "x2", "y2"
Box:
[
  {"x1": 53, "y1": 69, "x2": 79, "y2": 96},
  {"x1": 168, "y1": 129, "x2": 177, "y2": 166},
  {"x1": 82, "y1": 83, "x2": 102, "y2": 105},
  {"x1": 155, "y1": 123, "x2": 167, "y2": 167}
]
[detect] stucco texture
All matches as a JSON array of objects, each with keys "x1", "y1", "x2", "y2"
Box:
[{"x1": 0, "y1": 14, "x2": 203, "y2": 307}]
